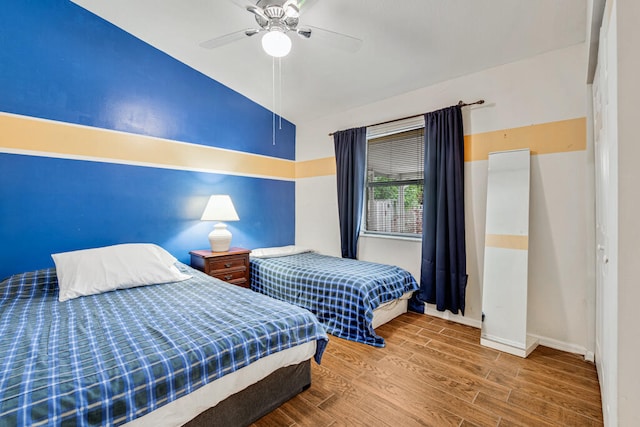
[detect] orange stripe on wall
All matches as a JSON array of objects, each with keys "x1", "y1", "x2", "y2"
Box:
[
  {"x1": 0, "y1": 113, "x2": 295, "y2": 180},
  {"x1": 464, "y1": 117, "x2": 586, "y2": 162},
  {"x1": 485, "y1": 234, "x2": 529, "y2": 250},
  {"x1": 1, "y1": 114, "x2": 586, "y2": 180},
  {"x1": 295, "y1": 157, "x2": 336, "y2": 178}
]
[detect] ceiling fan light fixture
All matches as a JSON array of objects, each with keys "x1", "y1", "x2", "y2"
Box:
[{"x1": 262, "y1": 29, "x2": 292, "y2": 57}]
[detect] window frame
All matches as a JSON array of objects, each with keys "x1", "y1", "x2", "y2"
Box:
[{"x1": 360, "y1": 116, "x2": 425, "y2": 240}]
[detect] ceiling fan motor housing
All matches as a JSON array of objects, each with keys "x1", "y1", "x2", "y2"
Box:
[{"x1": 255, "y1": 0, "x2": 299, "y2": 30}]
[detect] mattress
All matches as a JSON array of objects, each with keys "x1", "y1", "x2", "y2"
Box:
[{"x1": 372, "y1": 291, "x2": 413, "y2": 329}]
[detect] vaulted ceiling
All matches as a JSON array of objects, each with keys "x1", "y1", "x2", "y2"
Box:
[{"x1": 71, "y1": 0, "x2": 587, "y2": 124}]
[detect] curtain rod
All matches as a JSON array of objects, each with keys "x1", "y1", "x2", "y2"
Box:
[{"x1": 328, "y1": 99, "x2": 485, "y2": 137}]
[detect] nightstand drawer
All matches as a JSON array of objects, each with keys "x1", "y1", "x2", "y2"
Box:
[
  {"x1": 208, "y1": 255, "x2": 248, "y2": 271},
  {"x1": 212, "y1": 269, "x2": 248, "y2": 283}
]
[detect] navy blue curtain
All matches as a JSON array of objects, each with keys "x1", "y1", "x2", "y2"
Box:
[
  {"x1": 409, "y1": 106, "x2": 468, "y2": 315},
  {"x1": 333, "y1": 127, "x2": 367, "y2": 259}
]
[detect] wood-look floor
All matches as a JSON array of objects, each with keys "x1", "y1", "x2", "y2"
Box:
[{"x1": 251, "y1": 312, "x2": 603, "y2": 427}]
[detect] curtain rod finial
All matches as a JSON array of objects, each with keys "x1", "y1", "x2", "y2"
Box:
[{"x1": 458, "y1": 99, "x2": 485, "y2": 107}]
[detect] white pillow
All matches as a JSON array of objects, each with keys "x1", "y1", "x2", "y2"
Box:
[
  {"x1": 250, "y1": 245, "x2": 313, "y2": 259},
  {"x1": 52, "y1": 243, "x2": 191, "y2": 302}
]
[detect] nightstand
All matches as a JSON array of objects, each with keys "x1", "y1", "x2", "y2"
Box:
[{"x1": 189, "y1": 248, "x2": 251, "y2": 288}]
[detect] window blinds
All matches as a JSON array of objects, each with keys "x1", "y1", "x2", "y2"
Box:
[{"x1": 367, "y1": 128, "x2": 425, "y2": 182}]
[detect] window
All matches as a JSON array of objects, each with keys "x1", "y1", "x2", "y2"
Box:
[{"x1": 364, "y1": 117, "x2": 424, "y2": 237}]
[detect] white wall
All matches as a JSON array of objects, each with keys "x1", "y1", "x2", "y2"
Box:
[{"x1": 296, "y1": 43, "x2": 593, "y2": 354}]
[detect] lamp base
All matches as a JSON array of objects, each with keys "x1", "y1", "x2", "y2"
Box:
[{"x1": 208, "y1": 223, "x2": 232, "y2": 252}]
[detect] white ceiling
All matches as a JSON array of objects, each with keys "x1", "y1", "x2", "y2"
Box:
[{"x1": 71, "y1": 0, "x2": 587, "y2": 124}]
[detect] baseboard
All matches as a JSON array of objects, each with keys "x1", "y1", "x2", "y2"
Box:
[
  {"x1": 422, "y1": 305, "x2": 594, "y2": 361},
  {"x1": 423, "y1": 305, "x2": 482, "y2": 329},
  {"x1": 481, "y1": 335, "x2": 539, "y2": 358},
  {"x1": 530, "y1": 333, "x2": 593, "y2": 361}
]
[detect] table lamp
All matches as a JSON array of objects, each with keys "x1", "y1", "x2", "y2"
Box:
[{"x1": 200, "y1": 195, "x2": 239, "y2": 252}]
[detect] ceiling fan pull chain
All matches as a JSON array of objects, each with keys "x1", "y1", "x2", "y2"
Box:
[
  {"x1": 272, "y1": 55, "x2": 276, "y2": 145},
  {"x1": 279, "y1": 56, "x2": 283, "y2": 130}
]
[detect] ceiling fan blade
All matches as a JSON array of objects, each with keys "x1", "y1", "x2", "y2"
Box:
[
  {"x1": 227, "y1": 0, "x2": 269, "y2": 20},
  {"x1": 200, "y1": 28, "x2": 261, "y2": 49},
  {"x1": 246, "y1": 5, "x2": 269, "y2": 21},
  {"x1": 295, "y1": 0, "x2": 320, "y2": 15},
  {"x1": 297, "y1": 25, "x2": 363, "y2": 53},
  {"x1": 227, "y1": 0, "x2": 255, "y2": 11}
]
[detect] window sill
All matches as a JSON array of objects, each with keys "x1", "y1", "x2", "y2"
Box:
[{"x1": 360, "y1": 232, "x2": 422, "y2": 243}]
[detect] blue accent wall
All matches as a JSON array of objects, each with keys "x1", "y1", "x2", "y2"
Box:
[
  {"x1": 0, "y1": 0, "x2": 295, "y2": 158},
  {"x1": 0, "y1": 1, "x2": 296, "y2": 279},
  {"x1": 0, "y1": 154, "x2": 294, "y2": 276}
]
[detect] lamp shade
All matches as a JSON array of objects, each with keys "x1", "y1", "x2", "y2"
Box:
[{"x1": 200, "y1": 195, "x2": 239, "y2": 222}]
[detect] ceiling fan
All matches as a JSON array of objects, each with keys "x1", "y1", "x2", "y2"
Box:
[{"x1": 200, "y1": 0, "x2": 363, "y2": 57}]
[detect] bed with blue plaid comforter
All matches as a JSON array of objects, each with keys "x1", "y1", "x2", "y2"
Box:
[
  {"x1": 250, "y1": 252, "x2": 418, "y2": 347},
  {"x1": 0, "y1": 264, "x2": 327, "y2": 426}
]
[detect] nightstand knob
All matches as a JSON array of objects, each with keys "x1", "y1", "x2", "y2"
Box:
[
  {"x1": 224, "y1": 263, "x2": 232, "y2": 268},
  {"x1": 224, "y1": 274, "x2": 233, "y2": 280}
]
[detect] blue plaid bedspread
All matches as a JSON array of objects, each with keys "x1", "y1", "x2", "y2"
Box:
[
  {"x1": 250, "y1": 252, "x2": 418, "y2": 347},
  {"x1": 0, "y1": 264, "x2": 327, "y2": 426}
]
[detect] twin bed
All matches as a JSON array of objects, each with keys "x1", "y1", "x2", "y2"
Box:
[
  {"x1": 0, "y1": 245, "x2": 327, "y2": 426},
  {"x1": 250, "y1": 246, "x2": 419, "y2": 347},
  {"x1": 0, "y1": 244, "x2": 417, "y2": 426}
]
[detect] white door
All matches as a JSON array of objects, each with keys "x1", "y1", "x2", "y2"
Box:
[
  {"x1": 593, "y1": 58, "x2": 607, "y2": 375},
  {"x1": 593, "y1": 4, "x2": 619, "y2": 423}
]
